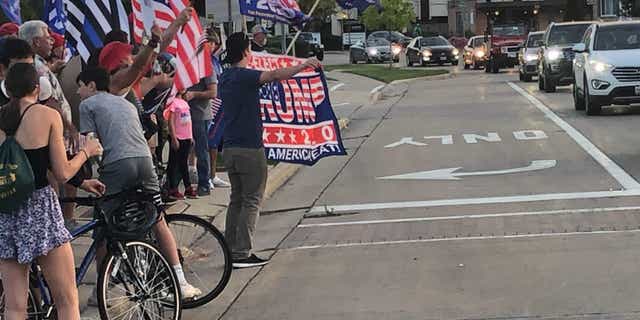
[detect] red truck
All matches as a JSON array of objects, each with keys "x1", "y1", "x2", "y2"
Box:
[{"x1": 484, "y1": 24, "x2": 527, "y2": 73}]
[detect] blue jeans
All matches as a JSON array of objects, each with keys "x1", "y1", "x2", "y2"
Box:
[{"x1": 192, "y1": 120, "x2": 211, "y2": 190}]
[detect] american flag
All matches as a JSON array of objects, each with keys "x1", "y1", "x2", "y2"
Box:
[{"x1": 132, "y1": 0, "x2": 212, "y2": 91}]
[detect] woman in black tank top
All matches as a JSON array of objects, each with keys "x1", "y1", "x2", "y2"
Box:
[{"x1": 0, "y1": 63, "x2": 103, "y2": 320}]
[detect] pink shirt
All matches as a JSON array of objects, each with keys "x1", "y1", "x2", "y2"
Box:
[{"x1": 163, "y1": 98, "x2": 193, "y2": 140}]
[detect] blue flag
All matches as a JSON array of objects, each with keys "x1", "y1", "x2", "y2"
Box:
[
  {"x1": 44, "y1": 0, "x2": 67, "y2": 35},
  {"x1": 245, "y1": 53, "x2": 347, "y2": 166},
  {"x1": 239, "y1": 0, "x2": 310, "y2": 29},
  {"x1": 0, "y1": 0, "x2": 21, "y2": 24},
  {"x1": 336, "y1": 0, "x2": 382, "y2": 13}
]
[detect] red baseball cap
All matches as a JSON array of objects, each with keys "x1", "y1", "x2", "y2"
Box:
[
  {"x1": 51, "y1": 32, "x2": 64, "y2": 48},
  {"x1": 0, "y1": 22, "x2": 19, "y2": 37},
  {"x1": 99, "y1": 41, "x2": 133, "y2": 73}
]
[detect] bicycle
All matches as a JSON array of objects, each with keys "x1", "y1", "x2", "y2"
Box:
[
  {"x1": 152, "y1": 159, "x2": 233, "y2": 308},
  {"x1": 0, "y1": 188, "x2": 182, "y2": 320},
  {"x1": 162, "y1": 213, "x2": 232, "y2": 309}
]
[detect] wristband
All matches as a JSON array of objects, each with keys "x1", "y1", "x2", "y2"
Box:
[{"x1": 81, "y1": 149, "x2": 89, "y2": 160}]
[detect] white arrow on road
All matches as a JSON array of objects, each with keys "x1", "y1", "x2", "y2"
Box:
[{"x1": 377, "y1": 160, "x2": 557, "y2": 181}]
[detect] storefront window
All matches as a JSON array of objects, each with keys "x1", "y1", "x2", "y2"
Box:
[{"x1": 600, "y1": 0, "x2": 619, "y2": 16}]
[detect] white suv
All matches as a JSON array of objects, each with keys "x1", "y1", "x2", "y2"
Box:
[{"x1": 573, "y1": 21, "x2": 640, "y2": 115}]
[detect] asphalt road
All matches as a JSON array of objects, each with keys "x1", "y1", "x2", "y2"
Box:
[{"x1": 219, "y1": 68, "x2": 640, "y2": 319}]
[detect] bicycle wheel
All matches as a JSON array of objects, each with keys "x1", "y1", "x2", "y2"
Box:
[
  {"x1": 0, "y1": 279, "x2": 43, "y2": 319},
  {"x1": 97, "y1": 241, "x2": 182, "y2": 320},
  {"x1": 165, "y1": 214, "x2": 232, "y2": 308}
]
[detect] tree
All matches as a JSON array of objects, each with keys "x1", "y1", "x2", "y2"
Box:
[{"x1": 360, "y1": 0, "x2": 415, "y2": 31}]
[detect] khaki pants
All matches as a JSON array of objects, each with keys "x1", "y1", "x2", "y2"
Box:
[{"x1": 222, "y1": 148, "x2": 267, "y2": 260}]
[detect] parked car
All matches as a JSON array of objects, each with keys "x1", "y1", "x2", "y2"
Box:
[
  {"x1": 518, "y1": 31, "x2": 544, "y2": 82},
  {"x1": 406, "y1": 36, "x2": 460, "y2": 67},
  {"x1": 368, "y1": 31, "x2": 412, "y2": 47},
  {"x1": 349, "y1": 38, "x2": 399, "y2": 64},
  {"x1": 484, "y1": 24, "x2": 527, "y2": 73},
  {"x1": 573, "y1": 21, "x2": 640, "y2": 115},
  {"x1": 463, "y1": 35, "x2": 490, "y2": 69},
  {"x1": 264, "y1": 34, "x2": 324, "y2": 60},
  {"x1": 299, "y1": 32, "x2": 324, "y2": 61},
  {"x1": 538, "y1": 21, "x2": 592, "y2": 92}
]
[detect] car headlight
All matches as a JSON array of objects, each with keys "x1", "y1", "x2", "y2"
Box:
[
  {"x1": 525, "y1": 54, "x2": 538, "y2": 62},
  {"x1": 546, "y1": 50, "x2": 562, "y2": 61},
  {"x1": 422, "y1": 50, "x2": 432, "y2": 57},
  {"x1": 452, "y1": 48, "x2": 459, "y2": 56},
  {"x1": 475, "y1": 50, "x2": 485, "y2": 58},
  {"x1": 391, "y1": 45, "x2": 402, "y2": 56},
  {"x1": 589, "y1": 61, "x2": 614, "y2": 73},
  {"x1": 367, "y1": 48, "x2": 378, "y2": 56}
]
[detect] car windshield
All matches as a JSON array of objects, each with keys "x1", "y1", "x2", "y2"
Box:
[
  {"x1": 594, "y1": 24, "x2": 640, "y2": 50},
  {"x1": 420, "y1": 37, "x2": 449, "y2": 47},
  {"x1": 367, "y1": 38, "x2": 390, "y2": 47},
  {"x1": 391, "y1": 31, "x2": 406, "y2": 40},
  {"x1": 472, "y1": 37, "x2": 486, "y2": 47},
  {"x1": 548, "y1": 24, "x2": 590, "y2": 46},
  {"x1": 493, "y1": 25, "x2": 525, "y2": 36},
  {"x1": 527, "y1": 34, "x2": 543, "y2": 47}
]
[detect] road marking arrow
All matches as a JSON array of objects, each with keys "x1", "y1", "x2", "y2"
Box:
[{"x1": 377, "y1": 160, "x2": 557, "y2": 180}]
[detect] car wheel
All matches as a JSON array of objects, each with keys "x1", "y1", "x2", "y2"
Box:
[
  {"x1": 452, "y1": 61, "x2": 459, "y2": 66},
  {"x1": 538, "y1": 74, "x2": 544, "y2": 90},
  {"x1": 473, "y1": 61, "x2": 481, "y2": 70},
  {"x1": 519, "y1": 71, "x2": 524, "y2": 81},
  {"x1": 464, "y1": 63, "x2": 470, "y2": 69},
  {"x1": 543, "y1": 74, "x2": 556, "y2": 93},
  {"x1": 573, "y1": 83, "x2": 585, "y2": 111},
  {"x1": 584, "y1": 76, "x2": 601, "y2": 116},
  {"x1": 491, "y1": 60, "x2": 499, "y2": 73},
  {"x1": 407, "y1": 55, "x2": 413, "y2": 67}
]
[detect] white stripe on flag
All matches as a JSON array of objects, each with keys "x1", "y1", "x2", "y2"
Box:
[{"x1": 85, "y1": 0, "x2": 112, "y2": 36}]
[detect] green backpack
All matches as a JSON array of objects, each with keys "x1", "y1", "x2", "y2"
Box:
[{"x1": 0, "y1": 104, "x2": 36, "y2": 213}]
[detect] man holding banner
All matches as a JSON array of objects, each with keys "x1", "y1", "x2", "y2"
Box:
[{"x1": 220, "y1": 32, "x2": 321, "y2": 268}]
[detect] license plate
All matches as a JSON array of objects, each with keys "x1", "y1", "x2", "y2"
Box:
[
  {"x1": 440, "y1": 56, "x2": 447, "y2": 61},
  {"x1": 635, "y1": 86, "x2": 640, "y2": 96},
  {"x1": 508, "y1": 52, "x2": 517, "y2": 58}
]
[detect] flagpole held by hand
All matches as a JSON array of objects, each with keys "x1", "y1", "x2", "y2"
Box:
[{"x1": 285, "y1": 0, "x2": 321, "y2": 55}]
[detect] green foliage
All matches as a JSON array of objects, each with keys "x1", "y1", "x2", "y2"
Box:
[{"x1": 360, "y1": 0, "x2": 415, "y2": 31}]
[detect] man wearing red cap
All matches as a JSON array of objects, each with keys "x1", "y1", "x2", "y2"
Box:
[
  {"x1": 0, "y1": 22, "x2": 19, "y2": 38},
  {"x1": 98, "y1": 8, "x2": 193, "y2": 97}
]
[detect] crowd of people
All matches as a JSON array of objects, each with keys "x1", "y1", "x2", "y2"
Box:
[{"x1": 0, "y1": 8, "x2": 320, "y2": 319}]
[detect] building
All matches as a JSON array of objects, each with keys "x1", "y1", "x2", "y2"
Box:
[
  {"x1": 417, "y1": 0, "x2": 450, "y2": 35},
  {"x1": 447, "y1": 0, "x2": 596, "y2": 37}
]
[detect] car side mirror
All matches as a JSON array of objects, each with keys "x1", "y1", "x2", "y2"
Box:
[{"x1": 572, "y1": 43, "x2": 587, "y2": 53}]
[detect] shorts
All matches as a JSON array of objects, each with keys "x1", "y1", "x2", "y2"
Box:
[{"x1": 208, "y1": 116, "x2": 225, "y2": 150}]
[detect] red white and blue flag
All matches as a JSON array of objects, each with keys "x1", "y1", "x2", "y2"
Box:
[
  {"x1": 248, "y1": 53, "x2": 346, "y2": 165},
  {"x1": 239, "y1": 0, "x2": 310, "y2": 29},
  {"x1": 131, "y1": 0, "x2": 212, "y2": 91}
]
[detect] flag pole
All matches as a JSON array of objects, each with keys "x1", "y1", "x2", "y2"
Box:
[{"x1": 285, "y1": 0, "x2": 321, "y2": 55}]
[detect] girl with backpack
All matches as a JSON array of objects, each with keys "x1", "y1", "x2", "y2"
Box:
[{"x1": 0, "y1": 63, "x2": 103, "y2": 320}]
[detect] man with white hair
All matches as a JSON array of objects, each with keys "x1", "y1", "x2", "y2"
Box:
[{"x1": 19, "y1": 20, "x2": 72, "y2": 122}]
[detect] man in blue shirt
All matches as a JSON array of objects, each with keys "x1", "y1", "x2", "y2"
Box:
[{"x1": 220, "y1": 32, "x2": 320, "y2": 268}]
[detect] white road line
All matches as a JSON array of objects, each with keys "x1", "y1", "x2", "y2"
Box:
[
  {"x1": 307, "y1": 190, "x2": 640, "y2": 214},
  {"x1": 286, "y1": 229, "x2": 640, "y2": 251},
  {"x1": 508, "y1": 82, "x2": 640, "y2": 190},
  {"x1": 370, "y1": 85, "x2": 385, "y2": 95},
  {"x1": 330, "y1": 83, "x2": 345, "y2": 92},
  {"x1": 299, "y1": 206, "x2": 640, "y2": 228},
  {"x1": 333, "y1": 102, "x2": 351, "y2": 107}
]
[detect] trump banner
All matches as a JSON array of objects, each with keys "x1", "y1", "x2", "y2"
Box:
[
  {"x1": 248, "y1": 53, "x2": 347, "y2": 165},
  {"x1": 335, "y1": 0, "x2": 382, "y2": 13},
  {"x1": 239, "y1": 0, "x2": 309, "y2": 29}
]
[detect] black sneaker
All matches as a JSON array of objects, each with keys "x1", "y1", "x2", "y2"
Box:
[{"x1": 232, "y1": 254, "x2": 270, "y2": 269}]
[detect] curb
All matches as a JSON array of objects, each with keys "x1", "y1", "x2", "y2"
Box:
[
  {"x1": 263, "y1": 117, "x2": 351, "y2": 200},
  {"x1": 368, "y1": 72, "x2": 452, "y2": 104}
]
